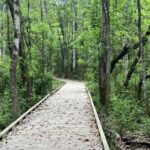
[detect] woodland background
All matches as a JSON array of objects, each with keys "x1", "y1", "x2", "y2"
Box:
[{"x1": 0, "y1": 0, "x2": 150, "y2": 149}]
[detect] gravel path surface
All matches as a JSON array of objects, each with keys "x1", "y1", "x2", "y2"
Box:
[{"x1": 0, "y1": 79, "x2": 103, "y2": 150}]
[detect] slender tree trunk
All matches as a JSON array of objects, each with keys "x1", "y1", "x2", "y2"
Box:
[
  {"x1": 9, "y1": 0, "x2": 21, "y2": 118},
  {"x1": 124, "y1": 50, "x2": 141, "y2": 88},
  {"x1": 137, "y1": 0, "x2": 150, "y2": 115},
  {"x1": 72, "y1": 0, "x2": 77, "y2": 75},
  {"x1": 40, "y1": 0, "x2": 45, "y2": 74},
  {"x1": 57, "y1": 8, "x2": 68, "y2": 77},
  {"x1": 138, "y1": 74, "x2": 150, "y2": 100},
  {"x1": 7, "y1": 3, "x2": 13, "y2": 58},
  {"x1": 6, "y1": 0, "x2": 14, "y2": 21},
  {"x1": 115, "y1": 0, "x2": 118, "y2": 7},
  {"x1": 0, "y1": 5, "x2": 5, "y2": 61},
  {"x1": 99, "y1": 0, "x2": 111, "y2": 111},
  {"x1": 44, "y1": 0, "x2": 53, "y2": 73},
  {"x1": 19, "y1": 28, "x2": 32, "y2": 109},
  {"x1": 26, "y1": 0, "x2": 32, "y2": 56},
  {"x1": 0, "y1": 6, "x2": 3, "y2": 58}
]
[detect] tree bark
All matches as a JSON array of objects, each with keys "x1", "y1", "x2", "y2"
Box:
[
  {"x1": 99, "y1": 0, "x2": 111, "y2": 110},
  {"x1": 0, "y1": 5, "x2": 5, "y2": 61},
  {"x1": 124, "y1": 50, "x2": 141, "y2": 88},
  {"x1": 19, "y1": 27, "x2": 32, "y2": 109},
  {"x1": 9, "y1": 0, "x2": 21, "y2": 118},
  {"x1": 57, "y1": 7, "x2": 68, "y2": 77},
  {"x1": 44, "y1": 0, "x2": 53, "y2": 73},
  {"x1": 111, "y1": 26, "x2": 150, "y2": 73},
  {"x1": 7, "y1": 3, "x2": 13, "y2": 58},
  {"x1": 137, "y1": 0, "x2": 149, "y2": 115},
  {"x1": 72, "y1": 0, "x2": 77, "y2": 75},
  {"x1": 138, "y1": 74, "x2": 150, "y2": 100},
  {"x1": 6, "y1": 0, "x2": 14, "y2": 21},
  {"x1": 40, "y1": 0, "x2": 46, "y2": 74}
]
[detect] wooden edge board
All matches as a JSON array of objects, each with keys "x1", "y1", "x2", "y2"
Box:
[
  {"x1": 0, "y1": 82, "x2": 66, "y2": 140},
  {"x1": 85, "y1": 85, "x2": 110, "y2": 150}
]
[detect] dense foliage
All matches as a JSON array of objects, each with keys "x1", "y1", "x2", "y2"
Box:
[{"x1": 0, "y1": 0, "x2": 150, "y2": 148}]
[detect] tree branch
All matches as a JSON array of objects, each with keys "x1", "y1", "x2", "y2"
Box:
[
  {"x1": 6, "y1": 0, "x2": 14, "y2": 21},
  {"x1": 124, "y1": 50, "x2": 141, "y2": 88},
  {"x1": 111, "y1": 26, "x2": 150, "y2": 73}
]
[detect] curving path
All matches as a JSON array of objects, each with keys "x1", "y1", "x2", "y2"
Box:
[{"x1": 0, "y1": 79, "x2": 103, "y2": 150}]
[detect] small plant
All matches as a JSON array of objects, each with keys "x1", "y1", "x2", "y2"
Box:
[
  {"x1": 0, "y1": 96, "x2": 12, "y2": 131},
  {"x1": 142, "y1": 118, "x2": 150, "y2": 136},
  {"x1": 108, "y1": 95, "x2": 144, "y2": 134}
]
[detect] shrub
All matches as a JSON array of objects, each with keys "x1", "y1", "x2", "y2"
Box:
[
  {"x1": 108, "y1": 95, "x2": 144, "y2": 134},
  {"x1": 142, "y1": 118, "x2": 150, "y2": 136},
  {"x1": 0, "y1": 96, "x2": 12, "y2": 131}
]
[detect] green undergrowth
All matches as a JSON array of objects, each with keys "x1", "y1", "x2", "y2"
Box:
[
  {"x1": 0, "y1": 79, "x2": 63, "y2": 132},
  {"x1": 0, "y1": 96, "x2": 12, "y2": 131},
  {"x1": 85, "y1": 73, "x2": 101, "y2": 114},
  {"x1": 85, "y1": 74, "x2": 150, "y2": 149},
  {"x1": 53, "y1": 79, "x2": 63, "y2": 90}
]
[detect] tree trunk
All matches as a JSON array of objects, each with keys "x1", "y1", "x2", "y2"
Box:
[
  {"x1": 7, "y1": 3, "x2": 13, "y2": 58},
  {"x1": 99, "y1": 0, "x2": 111, "y2": 111},
  {"x1": 137, "y1": 0, "x2": 150, "y2": 115},
  {"x1": 44, "y1": 0, "x2": 53, "y2": 74},
  {"x1": 138, "y1": 74, "x2": 150, "y2": 100},
  {"x1": 124, "y1": 50, "x2": 141, "y2": 88},
  {"x1": 9, "y1": 0, "x2": 21, "y2": 118},
  {"x1": 40, "y1": 0, "x2": 46, "y2": 74},
  {"x1": 0, "y1": 5, "x2": 6, "y2": 61},
  {"x1": 57, "y1": 8, "x2": 68, "y2": 77},
  {"x1": 6, "y1": 0, "x2": 14, "y2": 21},
  {"x1": 19, "y1": 29, "x2": 32, "y2": 109},
  {"x1": 72, "y1": 0, "x2": 77, "y2": 75}
]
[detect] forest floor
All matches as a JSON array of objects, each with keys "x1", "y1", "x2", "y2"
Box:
[{"x1": 0, "y1": 79, "x2": 102, "y2": 150}]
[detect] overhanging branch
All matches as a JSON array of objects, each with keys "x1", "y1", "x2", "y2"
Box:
[{"x1": 111, "y1": 26, "x2": 150, "y2": 73}]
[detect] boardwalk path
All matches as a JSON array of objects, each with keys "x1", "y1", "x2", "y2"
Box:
[{"x1": 0, "y1": 80, "x2": 103, "y2": 150}]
